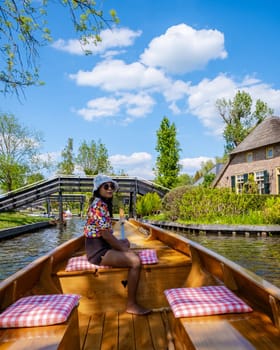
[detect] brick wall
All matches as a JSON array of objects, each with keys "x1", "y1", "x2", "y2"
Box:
[{"x1": 216, "y1": 144, "x2": 280, "y2": 194}]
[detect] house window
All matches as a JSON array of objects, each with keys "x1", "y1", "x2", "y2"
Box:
[
  {"x1": 246, "y1": 152, "x2": 253, "y2": 162},
  {"x1": 255, "y1": 170, "x2": 270, "y2": 194},
  {"x1": 236, "y1": 174, "x2": 244, "y2": 194},
  {"x1": 266, "y1": 147, "x2": 273, "y2": 159}
]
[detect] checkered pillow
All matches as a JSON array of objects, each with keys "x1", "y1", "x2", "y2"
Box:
[
  {"x1": 65, "y1": 255, "x2": 110, "y2": 271},
  {"x1": 164, "y1": 286, "x2": 252, "y2": 318},
  {"x1": 138, "y1": 249, "x2": 158, "y2": 264},
  {"x1": 0, "y1": 294, "x2": 80, "y2": 328}
]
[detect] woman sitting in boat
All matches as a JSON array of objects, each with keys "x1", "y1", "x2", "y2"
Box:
[{"x1": 84, "y1": 174, "x2": 151, "y2": 316}]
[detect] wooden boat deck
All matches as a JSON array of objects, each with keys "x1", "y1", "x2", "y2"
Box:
[
  {"x1": 1, "y1": 219, "x2": 280, "y2": 349},
  {"x1": 79, "y1": 310, "x2": 173, "y2": 350}
]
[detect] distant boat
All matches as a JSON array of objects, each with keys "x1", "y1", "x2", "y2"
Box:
[{"x1": 63, "y1": 209, "x2": 72, "y2": 218}]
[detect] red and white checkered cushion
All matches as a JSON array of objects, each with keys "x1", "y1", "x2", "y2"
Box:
[
  {"x1": 0, "y1": 294, "x2": 80, "y2": 328},
  {"x1": 164, "y1": 286, "x2": 253, "y2": 318},
  {"x1": 65, "y1": 255, "x2": 110, "y2": 271},
  {"x1": 138, "y1": 249, "x2": 158, "y2": 264}
]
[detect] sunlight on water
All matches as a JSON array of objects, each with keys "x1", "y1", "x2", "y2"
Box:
[{"x1": 181, "y1": 232, "x2": 280, "y2": 288}]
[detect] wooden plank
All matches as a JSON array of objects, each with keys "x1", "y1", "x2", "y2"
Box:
[
  {"x1": 231, "y1": 310, "x2": 280, "y2": 349},
  {"x1": 83, "y1": 313, "x2": 104, "y2": 350},
  {"x1": 78, "y1": 313, "x2": 91, "y2": 350},
  {"x1": 182, "y1": 320, "x2": 255, "y2": 350},
  {"x1": 101, "y1": 311, "x2": 118, "y2": 350},
  {"x1": 118, "y1": 312, "x2": 135, "y2": 350},
  {"x1": 148, "y1": 311, "x2": 168, "y2": 350},
  {"x1": 133, "y1": 314, "x2": 154, "y2": 350}
]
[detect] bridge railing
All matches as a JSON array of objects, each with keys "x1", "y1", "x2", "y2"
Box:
[{"x1": 0, "y1": 175, "x2": 169, "y2": 212}]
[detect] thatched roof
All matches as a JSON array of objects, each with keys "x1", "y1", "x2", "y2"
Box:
[{"x1": 230, "y1": 116, "x2": 280, "y2": 155}]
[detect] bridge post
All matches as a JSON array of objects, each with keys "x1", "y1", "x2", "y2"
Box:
[
  {"x1": 46, "y1": 198, "x2": 51, "y2": 217},
  {"x1": 58, "y1": 190, "x2": 64, "y2": 223},
  {"x1": 129, "y1": 192, "x2": 133, "y2": 218},
  {"x1": 79, "y1": 198, "x2": 84, "y2": 217},
  {"x1": 128, "y1": 190, "x2": 137, "y2": 218}
]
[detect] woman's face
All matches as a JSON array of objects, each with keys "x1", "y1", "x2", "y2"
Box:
[{"x1": 99, "y1": 182, "x2": 115, "y2": 199}]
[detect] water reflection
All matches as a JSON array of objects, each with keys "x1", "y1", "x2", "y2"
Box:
[
  {"x1": 0, "y1": 218, "x2": 84, "y2": 281},
  {"x1": 180, "y1": 232, "x2": 280, "y2": 288},
  {"x1": 1, "y1": 219, "x2": 280, "y2": 289}
]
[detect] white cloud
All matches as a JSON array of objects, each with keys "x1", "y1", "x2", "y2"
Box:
[
  {"x1": 140, "y1": 23, "x2": 227, "y2": 74},
  {"x1": 110, "y1": 152, "x2": 154, "y2": 178},
  {"x1": 69, "y1": 59, "x2": 169, "y2": 92},
  {"x1": 77, "y1": 96, "x2": 122, "y2": 121},
  {"x1": 110, "y1": 152, "x2": 152, "y2": 165},
  {"x1": 187, "y1": 74, "x2": 236, "y2": 133},
  {"x1": 52, "y1": 27, "x2": 142, "y2": 55},
  {"x1": 76, "y1": 92, "x2": 155, "y2": 122},
  {"x1": 187, "y1": 74, "x2": 280, "y2": 135},
  {"x1": 180, "y1": 156, "x2": 215, "y2": 174},
  {"x1": 67, "y1": 23, "x2": 280, "y2": 138}
]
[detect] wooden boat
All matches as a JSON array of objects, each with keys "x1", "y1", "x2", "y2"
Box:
[{"x1": 0, "y1": 219, "x2": 280, "y2": 349}]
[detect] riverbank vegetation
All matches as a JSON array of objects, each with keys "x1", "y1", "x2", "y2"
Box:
[
  {"x1": 136, "y1": 186, "x2": 280, "y2": 225},
  {"x1": 0, "y1": 212, "x2": 49, "y2": 230}
]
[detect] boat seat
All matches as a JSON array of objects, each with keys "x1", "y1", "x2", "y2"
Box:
[
  {"x1": 0, "y1": 294, "x2": 80, "y2": 350},
  {"x1": 165, "y1": 286, "x2": 280, "y2": 349},
  {"x1": 53, "y1": 247, "x2": 192, "y2": 313},
  {"x1": 54, "y1": 246, "x2": 191, "y2": 277}
]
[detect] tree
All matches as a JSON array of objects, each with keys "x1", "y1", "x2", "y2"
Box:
[
  {"x1": 76, "y1": 139, "x2": 112, "y2": 175},
  {"x1": 0, "y1": 113, "x2": 44, "y2": 191},
  {"x1": 136, "y1": 192, "x2": 162, "y2": 217},
  {"x1": 193, "y1": 159, "x2": 215, "y2": 183},
  {"x1": 216, "y1": 90, "x2": 273, "y2": 154},
  {"x1": 154, "y1": 116, "x2": 181, "y2": 188},
  {"x1": 177, "y1": 173, "x2": 193, "y2": 186},
  {"x1": 57, "y1": 137, "x2": 75, "y2": 175},
  {"x1": 0, "y1": 1, "x2": 118, "y2": 95}
]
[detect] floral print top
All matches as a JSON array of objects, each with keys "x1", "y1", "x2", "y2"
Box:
[{"x1": 83, "y1": 197, "x2": 113, "y2": 238}]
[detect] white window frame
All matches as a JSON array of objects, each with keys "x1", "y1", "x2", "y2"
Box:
[
  {"x1": 236, "y1": 174, "x2": 244, "y2": 194},
  {"x1": 255, "y1": 171, "x2": 265, "y2": 194}
]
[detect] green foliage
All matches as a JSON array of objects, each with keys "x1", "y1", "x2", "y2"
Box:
[
  {"x1": 0, "y1": 0, "x2": 119, "y2": 95},
  {"x1": 161, "y1": 186, "x2": 269, "y2": 224},
  {"x1": 0, "y1": 212, "x2": 49, "y2": 229},
  {"x1": 216, "y1": 90, "x2": 273, "y2": 154},
  {"x1": 263, "y1": 196, "x2": 280, "y2": 224},
  {"x1": 193, "y1": 160, "x2": 215, "y2": 183},
  {"x1": 201, "y1": 173, "x2": 216, "y2": 187},
  {"x1": 177, "y1": 174, "x2": 193, "y2": 186},
  {"x1": 76, "y1": 139, "x2": 112, "y2": 175},
  {"x1": 0, "y1": 113, "x2": 44, "y2": 191},
  {"x1": 154, "y1": 116, "x2": 181, "y2": 188},
  {"x1": 161, "y1": 185, "x2": 191, "y2": 220},
  {"x1": 57, "y1": 138, "x2": 75, "y2": 175},
  {"x1": 136, "y1": 192, "x2": 162, "y2": 217}
]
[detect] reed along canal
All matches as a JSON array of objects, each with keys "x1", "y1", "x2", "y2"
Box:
[{"x1": 0, "y1": 218, "x2": 279, "y2": 288}]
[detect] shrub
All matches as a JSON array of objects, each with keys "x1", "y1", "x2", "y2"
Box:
[{"x1": 263, "y1": 196, "x2": 280, "y2": 224}]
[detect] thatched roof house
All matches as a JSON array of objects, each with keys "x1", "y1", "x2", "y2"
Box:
[{"x1": 213, "y1": 116, "x2": 280, "y2": 194}]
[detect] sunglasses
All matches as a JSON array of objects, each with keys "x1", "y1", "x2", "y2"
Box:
[{"x1": 102, "y1": 182, "x2": 116, "y2": 191}]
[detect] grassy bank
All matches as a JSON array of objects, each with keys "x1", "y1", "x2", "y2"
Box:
[{"x1": 0, "y1": 212, "x2": 49, "y2": 230}]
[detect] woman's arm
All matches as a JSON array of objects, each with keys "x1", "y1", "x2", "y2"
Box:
[{"x1": 101, "y1": 229, "x2": 129, "y2": 252}]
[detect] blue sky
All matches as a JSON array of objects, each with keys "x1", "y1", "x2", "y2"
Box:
[{"x1": 2, "y1": 0, "x2": 280, "y2": 179}]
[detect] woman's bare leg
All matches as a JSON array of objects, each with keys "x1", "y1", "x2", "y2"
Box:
[{"x1": 101, "y1": 250, "x2": 150, "y2": 315}]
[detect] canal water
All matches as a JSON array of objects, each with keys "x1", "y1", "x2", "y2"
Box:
[
  {"x1": 0, "y1": 218, "x2": 83, "y2": 282},
  {"x1": 0, "y1": 218, "x2": 280, "y2": 288},
  {"x1": 180, "y1": 232, "x2": 280, "y2": 288}
]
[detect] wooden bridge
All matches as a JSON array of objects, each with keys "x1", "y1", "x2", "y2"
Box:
[{"x1": 0, "y1": 176, "x2": 169, "y2": 218}]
